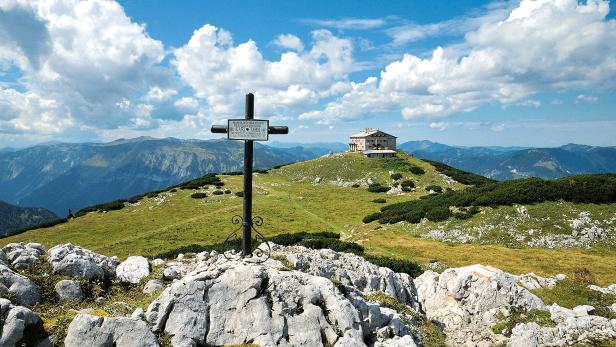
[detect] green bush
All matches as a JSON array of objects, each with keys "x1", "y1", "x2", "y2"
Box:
[
  {"x1": 372, "y1": 198, "x2": 386, "y2": 203},
  {"x1": 352, "y1": 183, "x2": 360, "y2": 188},
  {"x1": 390, "y1": 173, "x2": 403, "y2": 180},
  {"x1": 190, "y1": 192, "x2": 207, "y2": 199},
  {"x1": 212, "y1": 190, "x2": 224, "y2": 195},
  {"x1": 255, "y1": 169, "x2": 269, "y2": 174},
  {"x1": 401, "y1": 186, "x2": 413, "y2": 192},
  {"x1": 400, "y1": 180, "x2": 415, "y2": 188},
  {"x1": 409, "y1": 166, "x2": 425, "y2": 175},
  {"x1": 235, "y1": 191, "x2": 244, "y2": 197},
  {"x1": 224, "y1": 189, "x2": 231, "y2": 194},
  {"x1": 364, "y1": 255, "x2": 423, "y2": 278},
  {"x1": 173, "y1": 174, "x2": 222, "y2": 190},
  {"x1": 369, "y1": 173, "x2": 616, "y2": 225},
  {"x1": 169, "y1": 188, "x2": 177, "y2": 192},
  {"x1": 146, "y1": 191, "x2": 161, "y2": 198},
  {"x1": 368, "y1": 183, "x2": 390, "y2": 193},
  {"x1": 363, "y1": 212, "x2": 383, "y2": 223},
  {"x1": 425, "y1": 206, "x2": 451, "y2": 221},
  {"x1": 453, "y1": 211, "x2": 472, "y2": 220},
  {"x1": 424, "y1": 159, "x2": 494, "y2": 186},
  {"x1": 269, "y1": 231, "x2": 340, "y2": 246},
  {"x1": 298, "y1": 238, "x2": 364, "y2": 255},
  {"x1": 75, "y1": 200, "x2": 126, "y2": 217},
  {"x1": 425, "y1": 185, "x2": 443, "y2": 193}
]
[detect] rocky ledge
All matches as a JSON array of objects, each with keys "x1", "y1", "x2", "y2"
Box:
[{"x1": 0, "y1": 241, "x2": 615, "y2": 346}]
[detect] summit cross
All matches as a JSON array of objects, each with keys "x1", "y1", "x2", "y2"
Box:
[{"x1": 211, "y1": 93, "x2": 288, "y2": 258}]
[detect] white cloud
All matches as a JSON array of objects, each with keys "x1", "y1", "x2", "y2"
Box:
[
  {"x1": 491, "y1": 122, "x2": 505, "y2": 132},
  {"x1": 272, "y1": 34, "x2": 304, "y2": 52},
  {"x1": 429, "y1": 122, "x2": 449, "y2": 131},
  {"x1": 174, "y1": 97, "x2": 199, "y2": 113},
  {"x1": 576, "y1": 94, "x2": 599, "y2": 103},
  {"x1": 146, "y1": 87, "x2": 178, "y2": 102},
  {"x1": 174, "y1": 25, "x2": 354, "y2": 117},
  {"x1": 300, "y1": 18, "x2": 386, "y2": 30},
  {"x1": 0, "y1": 0, "x2": 168, "y2": 138},
  {"x1": 303, "y1": 0, "x2": 616, "y2": 123}
]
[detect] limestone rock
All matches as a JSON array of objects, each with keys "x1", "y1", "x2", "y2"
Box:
[
  {"x1": 414, "y1": 264, "x2": 545, "y2": 345},
  {"x1": 143, "y1": 279, "x2": 164, "y2": 295},
  {"x1": 55, "y1": 279, "x2": 84, "y2": 302},
  {"x1": 146, "y1": 255, "x2": 421, "y2": 347},
  {"x1": 273, "y1": 245, "x2": 418, "y2": 308},
  {"x1": 47, "y1": 243, "x2": 119, "y2": 280},
  {"x1": 0, "y1": 263, "x2": 41, "y2": 306},
  {"x1": 2, "y1": 242, "x2": 46, "y2": 270},
  {"x1": 152, "y1": 258, "x2": 165, "y2": 267},
  {"x1": 64, "y1": 314, "x2": 159, "y2": 347},
  {"x1": 508, "y1": 304, "x2": 616, "y2": 346},
  {"x1": 116, "y1": 256, "x2": 150, "y2": 284},
  {"x1": 0, "y1": 298, "x2": 48, "y2": 346},
  {"x1": 162, "y1": 265, "x2": 181, "y2": 280},
  {"x1": 517, "y1": 272, "x2": 560, "y2": 290}
]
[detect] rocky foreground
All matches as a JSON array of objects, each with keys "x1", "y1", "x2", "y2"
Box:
[{"x1": 1, "y1": 242, "x2": 615, "y2": 346}]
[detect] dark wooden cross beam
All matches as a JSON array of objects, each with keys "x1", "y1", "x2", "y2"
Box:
[{"x1": 211, "y1": 93, "x2": 288, "y2": 257}]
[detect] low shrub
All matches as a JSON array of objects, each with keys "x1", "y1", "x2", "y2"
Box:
[
  {"x1": 224, "y1": 189, "x2": 231, "y2": 194},
  {"x1": 390, "y1": 173, "x2": 403, "y2": 180},
  {"x1": 173, "y1": 173, "x2": 222, "y2": 190},
  {"x1": 425, "y1": 206, "x2": 451, "y2": 222},
  {"x1": 75, "y1": 200, "x2": 126, "y2": 217},
  {"x1": 363, "y1": 212, "x2": 383, "y2": 223},
  {"x1": 212, "y1": 190, "x2": 224, "y2": 195},
  {"x1": 364, "y1": 255, "x2": 423, "y2": 278},
  {"x1": 190, "y1": 192, "x2": 207, "y2": 199},
  {"x1": 453, "y1": 211, "x2": 472, "y2": 220},
  {"x1": 372, "y1": 198, "x2": 386, "y2": 203},
  {"x1": 169, "y1": 188, "x2": 177, "y2": 192},
  {"x1": 352, "y1": 183, "x2": 361, "y2": 188},
  {"x1": 298, "y1": 238, "x2": 364, "y2": 255},
  {"x1": 401, "y1": 186, "x2": 413, "y2": 192},
  {"x1": 222, "y1": 171, "x2": 243, "y2": 176},
  {"x1": 409, "y1": 166, "x2": 425, "y2": 175},
  {"x1": 400, "y1": 180, "x2": 415, "y2": 188},
  {"x1": 255, "y1": 169, "x2": 269, "y2": 174},
  {"x1": 425, "y1": 185, "x2": 443, "y2": 193},
  {"x1": 146, "y1": 191, "x2": 161, "y2": 198},
  {"x1": 424, "y1": 159, "x2": 494, "y2": 186},
  {"x1": 368, "y1": 183, "x2": 390, "y2": 193},
  {"x1": 235, "y1": 191, "x2": 244, "y2": 197}
]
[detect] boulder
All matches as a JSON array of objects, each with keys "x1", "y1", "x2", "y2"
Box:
[
  {"x1": 64, "y1": 314, "x2": 159, "y2": 347},
  {"x1": 2, "y1": 242, "x2": 46, "y2": 270},
  {"x1": 273, "y1": 244, "x2": 418, "y2": 308},
  {"x1": 116, "y1": 256, "x2": 150, "y2": 284},
  {"x1": 414, "y1": 264, "x2": 545, "y2": 345},
  {"x1": 55, "y1": 280, "x2": 84, "y2": 302},
  {"x1": 47, "y1": 244, "x2": 119, "y2": 280},
  {"x1": 0, "y1": 298, "x2": 48, "y2": 346},
  {"x1": 146, "y1": 254, "x2": 421, "y2": 347},
  {"x1": 162, "y1": 265, "x2": 181, "y2": 280},
  {"x1": 143, "y1": 279, "x2": 164, "y2": 295},
  {"x1": 151, "y1": 258, "x2": 165, "y2": 267},
  {"x1": 0, "y1": 263, "x2": 41, "y2": 306},
  {"x1": 508, "y1": 304, "x2": 616, "y2": 346}
]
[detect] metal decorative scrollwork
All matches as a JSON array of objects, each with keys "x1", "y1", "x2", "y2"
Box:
[{"x1": 222, "y1": 215, "x2": 271, "y2": 262}]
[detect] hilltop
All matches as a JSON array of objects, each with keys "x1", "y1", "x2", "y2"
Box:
[{"x1": 2, "y1": 151, "x2": 615, "y2": 286}]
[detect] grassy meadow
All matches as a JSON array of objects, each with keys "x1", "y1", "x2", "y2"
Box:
[{"x1": 2, "y1": 152, "x2": 615, "y2": 285}]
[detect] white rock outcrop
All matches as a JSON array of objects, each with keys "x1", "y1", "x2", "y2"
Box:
[
  {"x1": 414, "y1": 264, "x2": 546, "y2": 345},
  {"x1": 55, "y1": 279, "x2": 84, "y2": 302},
  {"x1": 145, "y1": 252, "x2": 422, "y2": 347},
  {"x1": 47, "y1": 243, "x2": 119, "y2": 280},
  {"x1": 0, "y1": 298, "x2": 47, "y2": 346},
  {"x1": 116, "y1": 256, "x2": 150, "y2": 284},
  {"x1": 1, "y1": 242, "x2": 46, "y2": 270},
  {"x1": 64, "y1": 314, "x2": 159, "y2": 347},
  {"x1": 0, "y1": 262, "x2": 41, "y2": 306}
]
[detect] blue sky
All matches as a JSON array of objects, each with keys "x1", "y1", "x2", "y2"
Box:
[{"x1": 0, "y1": 0, "x2": 615, "y2": 148}]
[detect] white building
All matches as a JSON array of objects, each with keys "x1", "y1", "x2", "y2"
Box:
[{"x1": 348, "y1": 129, "x2": 397, "y2": 157}]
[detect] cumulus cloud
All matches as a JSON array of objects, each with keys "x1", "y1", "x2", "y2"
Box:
[
  {"x1": 302, "y1": 0, "x2": 616, "y2": 123},
  {"x1": 429, "y1": 122, "x2": 449, "y2": 131},
  {"x1": 0, "y1": 0, "x2": 169, "y2": 138},
  {"x1": 272, "y1": 34, "x2": 304, "y2": 52},
  {"x1": 174, "y1": 25, "x2": 354, "y2": 116},
  {"x1": 576, "y1": 94, "x2": 599, "y2": 103}
]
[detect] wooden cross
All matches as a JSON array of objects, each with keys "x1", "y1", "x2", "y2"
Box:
[{"x1": 211, "y1": 93, "x2": 288, "y2": 257}]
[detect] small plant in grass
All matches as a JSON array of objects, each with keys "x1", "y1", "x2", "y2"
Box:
[
  {"x1": 190, "y1": 192, "x2": 207, "y2": 199},
  {"x1": 351, "y1": 183, "x2": 360, "y2": 188},
  {"x1": 212, "y1": 190, "x2": 224, "y2": 195},
  {"x1": 169, "y1": 188, "x2": 177, "y2": 192},
  {"x1": 368, "y1": 183, "x2": 390, "y2": 193},
  {"x1": 364, "y1": 255, "x2": 423, "y2": 278},
  {"x1": 372, "y1": 198, "x2": 386, "y2": 203},
  {"x1": 224, "y1": 189, "x2": 231, "y2": 194},
  {"x1": 409, "y1": 166, "x2": 425, "y2": 175},
  {"x1": 390, "y1": 173, "x2": 403, "y2": 180},
  {"x1": 362, "y1": 212, "x2": 383, "y2": 223},
  {"x1": 400, "y1": 180, "x2": 415, "y2": 188},
  {"x1": 235, "y1": 191, "x2": 244, "y2": 197},
  {"x1": 491, "y1": 308, "x2": 555, "y2": 336}
]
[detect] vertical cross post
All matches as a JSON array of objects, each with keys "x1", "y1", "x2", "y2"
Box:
[{"x1": 242, "y1": 93, "x2": 254, "y2": 256}]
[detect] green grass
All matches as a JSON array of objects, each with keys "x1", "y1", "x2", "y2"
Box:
[
  {"x1": 2, "y1": 152, "x2": 616, "y2": 290},
  {"x1": 491, "y1": 308, "x2": 555, "y2": 336}
]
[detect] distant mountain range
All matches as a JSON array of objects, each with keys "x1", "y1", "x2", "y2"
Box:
[
  {"x1": 399, "y1": 141, "x2": 616, "y2": 180},
  {"x1": 0, "y1": 201, "x2": 58, "y2": 236},
  {"x1": 0, "y1": 137, "x2": 324, "y2": 215}
]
